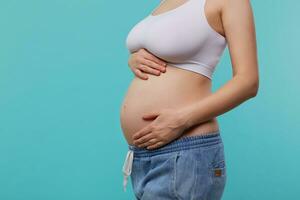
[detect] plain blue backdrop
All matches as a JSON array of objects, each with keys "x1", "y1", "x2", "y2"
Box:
[{"x1": 0, "y1": 0, "x2": 299, "y2": 199}]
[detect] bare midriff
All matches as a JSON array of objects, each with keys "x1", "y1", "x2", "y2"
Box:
[{"x1": 120, "y1": 64, "x2": 220, "y2": 146}]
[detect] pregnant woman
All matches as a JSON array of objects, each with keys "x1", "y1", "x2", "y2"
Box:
[{"x1": 121, "y1": 0, "x2": 259, "y2": 199}]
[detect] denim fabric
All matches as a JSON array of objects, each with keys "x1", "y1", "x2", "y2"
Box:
[{"x1": 128, "y1": 131, "x2": 226, "y2": 200}]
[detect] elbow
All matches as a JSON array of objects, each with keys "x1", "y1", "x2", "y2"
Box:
[
  {"x1": 236, "y1": 74, "x2": 259, "y2": 98},
  {"x1": 247, "y1": 78, "x2": 259, "y2": 98}
]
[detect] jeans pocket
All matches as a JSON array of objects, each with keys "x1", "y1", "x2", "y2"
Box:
[
  {"x1": 130, "y1": 157, "x2": 151, "y2": 199},
  {"x1": 207, "y1": 145, "x2": 227, "y2": 200},
  {"x1": 211, "y1": 160, "x2": 226, "y2": 177},
  {"x1": 173, "y1": 151, "x2": 199, "y2": 199}
]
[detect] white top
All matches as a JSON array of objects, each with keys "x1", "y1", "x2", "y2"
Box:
[{"x1": 125, "y1": 0, "x2": 227, "y2": 80}]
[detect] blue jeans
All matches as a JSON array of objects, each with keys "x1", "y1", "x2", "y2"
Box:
[{"x1": 123, "y1": 131, "x2": 227, "y2": 200}]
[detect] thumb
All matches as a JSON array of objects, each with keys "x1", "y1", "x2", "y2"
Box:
[{"x1": 142, "y1": 110, "x2": 160, "y2": 120}]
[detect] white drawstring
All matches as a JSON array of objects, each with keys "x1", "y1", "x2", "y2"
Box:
[{"x1": 122, "y1": 150, "x2": 134, "y2": 192}]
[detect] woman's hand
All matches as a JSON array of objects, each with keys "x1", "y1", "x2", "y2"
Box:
[
  {"x1": 128, "y1": 48, "x2": 167, "y2": 80},
  {"x1": 132, "y1": 108, "x2": 189, "y2": 150}
]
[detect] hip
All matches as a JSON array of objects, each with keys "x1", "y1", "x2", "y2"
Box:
[{"x1": 122, "y1": 132, "x2": 227, "y2": 199}]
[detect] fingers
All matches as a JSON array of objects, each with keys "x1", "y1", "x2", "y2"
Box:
[
  {"x1": 141, "y1": 49, "x2": 167, "y2": 67},
  {"x1": 132, "y1": 125, "x2": 152, "y2": 141},
  {"x1": 128, "y1": 48, "x2": 168, "y2": 79},
  {"x1": 147, "y1": 141, "x2": 164, "y2": 150},
  {"x1": 139, "y1": 48, "x2": 167, "y2": 72},
  {"x1": 135, "y1": 135, "x2": 157, "y2": 148},
  {"x1": 132, "y1": 126, "x2": 166, "y2": 149},
  {"x1": 138, "y1": 138, "x2": 158, "y2": 148},
  {"x1": 130, "y1": 55, "x2": 161, "y2": 78},
  {"x1": 133, "y1": 68, "x2": 148, "y2": 80},
  {"x1": 142, "y1": 59, "x2": 166, "y2": 73},
  {"x1": 139, "y1": 64, "x2": 162, "y2": 76}
]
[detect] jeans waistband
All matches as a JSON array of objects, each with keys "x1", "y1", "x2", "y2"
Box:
[{"x1": 128, "y1": 130, "x2": 222, "y2": 158}]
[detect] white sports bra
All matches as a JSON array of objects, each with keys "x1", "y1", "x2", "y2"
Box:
[{"x1": 125, "y1": 0, "x2": 227, "y2": 80}]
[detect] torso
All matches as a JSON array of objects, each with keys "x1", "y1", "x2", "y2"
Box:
[
  {"x1": 120, "y1": 0, "x2": 225, "y2": 145},
  {"x1": 120, "y1": 67, "x2": 220, "y2": 145}
]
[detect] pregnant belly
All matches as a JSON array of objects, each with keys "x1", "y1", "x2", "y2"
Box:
[{"x1": 120, "y1": 65, "x2": 219, "y2": 145}]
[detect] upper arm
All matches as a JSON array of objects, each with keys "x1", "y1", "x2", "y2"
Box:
[{"x1": 221, "y1": 0, "x2": 259, "y2": 85}]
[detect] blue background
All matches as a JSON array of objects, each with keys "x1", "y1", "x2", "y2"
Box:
[{"x1": 0, "y1": 0, "x2": 299, "y2": 199}]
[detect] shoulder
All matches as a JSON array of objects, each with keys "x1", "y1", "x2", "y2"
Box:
[
  {"x1": 220, "y1": 0, "x2": 253, "y2": 15},
  {"x1": 220, "y1": 0, "x2": 254, "y2": 29}
]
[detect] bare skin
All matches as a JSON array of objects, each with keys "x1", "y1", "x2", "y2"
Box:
[{"x1": 120, "y1": 0, "x2": 259, "y2": 149}]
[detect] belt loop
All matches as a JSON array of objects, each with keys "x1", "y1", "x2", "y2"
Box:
[{"x1": 122, "y1": 150, "x2": 134, "y2": 192}]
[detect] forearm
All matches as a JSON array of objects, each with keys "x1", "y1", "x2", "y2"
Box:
[{"x1": 180, "y1": 75, "x2": 259, "y2": 129}]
